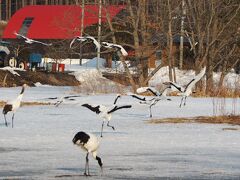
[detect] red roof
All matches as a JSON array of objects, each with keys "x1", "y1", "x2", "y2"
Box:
[{"x1": 3, "y1": 5, "x2": 124, "y2": 39}]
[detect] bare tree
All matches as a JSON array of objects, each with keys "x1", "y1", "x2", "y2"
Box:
[{"x1": 185, "y1": 0, "x2": 240, "y2": 93}]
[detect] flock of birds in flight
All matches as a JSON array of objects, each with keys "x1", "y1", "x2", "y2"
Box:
[
  {"x1": 3, "y1": 32, "x2": 206, "y2": 176},
  {"x1": 14, "y1": 32, "x2": 128, "y2": 57}
]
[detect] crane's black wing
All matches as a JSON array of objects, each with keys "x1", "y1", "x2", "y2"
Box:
[
  {"x1": 130, "y1": 95, "x2": 146, "y2": 101},
  {"x1": 168, "y1": 82, "x2": 183, "y2": 92},
  {"x1": 46, "y1": 97, "x2": 58, "y2": 100},
  {"x1": 113, "y1": 95, "x2": 121, "y2": 105},
  {"x1": 146, "y1": 87, "x2": 160, "y2": 96},
  {"x1": 107, "y1": 105, "x2": 132, "y2": 114},
  {"x1": 184, "y1": 79, "x2": 195, "y2": 92},
  {"x1": 82, "y1": 104, "x2": 101, "y2": 114},
  {"x1": 64, "y1": 95, "x2": 81, "y2": 99}
]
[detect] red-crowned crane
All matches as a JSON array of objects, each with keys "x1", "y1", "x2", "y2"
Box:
[
  {"x1": 70, "y1": 36, "x2": 100, "y2": 50},
  {"x1": 101, "y1": 42, "x2": 128, "y2": 56},
  {"x1": 164, "y1": 67, "x2": 206, "y2": 107},
  {"x1": 3, "y1": 84, "x2": 27, "y2": 127},
  {"x1": 81, "y1": 103, "x2": 132, "y2": 137},
  {"x1": 130, "y1": 86, "x2": 172, "y2": 118},
  {"x1": 72, "y1": 131, "x2": 103, "y2": 176},
  {"x1": 14, "y1": 32, "x2": 52, "y2": 46}
]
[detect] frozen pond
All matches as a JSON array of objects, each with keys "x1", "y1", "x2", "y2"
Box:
[{"x1": 0, "y1": 86, "x2": 240, "y2": 179}]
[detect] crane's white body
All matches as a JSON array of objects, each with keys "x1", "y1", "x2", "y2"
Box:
[
  {"x1": 7, "y1": 94, "x2": 23, "y2": 113},
  {"x1": 75, "y1": 133, "x2": 100, "y2": 157},
  {"x1": 98, "y1": 105, "x2": 112, "y2": 121}
]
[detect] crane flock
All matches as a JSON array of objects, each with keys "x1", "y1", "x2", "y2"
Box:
[{"x1": 2, "y1": 35, "x2": 207, "y2": 176}]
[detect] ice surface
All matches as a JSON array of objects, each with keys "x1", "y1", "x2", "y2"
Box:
[{"x1": 0, "y1": 87, "x2": 239, "y2": 179}]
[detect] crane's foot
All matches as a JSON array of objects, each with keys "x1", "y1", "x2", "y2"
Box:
[{"x1": 84, "y1": 172, "x2": 91, "y2": 176}]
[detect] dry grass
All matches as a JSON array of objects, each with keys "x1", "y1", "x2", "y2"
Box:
[
  {"x1": 0, "y1": 101, "x2": 52, "y2": 108},
  {"x1": 222, "y1": 127, "x2": 239, "y2": 131},
  {"x1": 147, "y1": 115, "x2": 240, "y2": 126}
]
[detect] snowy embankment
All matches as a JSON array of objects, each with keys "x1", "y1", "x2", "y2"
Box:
[
  {"x1": 43, "y1": 57, "x2": 240, "y2": 90},
  {"x1": 0, "y1": 86, "x2": 239, "y2": 179},
  {"x1": 149, "y1": 67, "x2": 240, "y2": 89},
  {"x1": 69, "y1": 63, "x2": 240, "y2": 91}
]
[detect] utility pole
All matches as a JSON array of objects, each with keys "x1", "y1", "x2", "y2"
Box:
[
  {"x1": 79, "y1": 0, "x2": 85, "y2": 65},
  {"x1": 97, "y1": 0, "x2": 102, "y2": 70},
  {"x1": 179, "y1": 0, "x2": 186, "y2": 69}
]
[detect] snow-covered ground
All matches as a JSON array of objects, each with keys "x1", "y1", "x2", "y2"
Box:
[{"x1": 0, "y1": 86, "x2": 240, "y2": 179}]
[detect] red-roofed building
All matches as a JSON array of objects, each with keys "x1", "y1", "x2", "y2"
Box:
[
  {"x1": 0, "y1": 5, "x2": 125, "y2": 69},
  {"x1": 3, "y1": 5, "x2": 125, "y2": 39}
]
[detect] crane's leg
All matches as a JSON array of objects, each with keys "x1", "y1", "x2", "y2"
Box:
[
  {"x1": 184, "y1": 97, "x2": 187, "y2": 106},
  {"x1": 149, "y1": 105, "x2": 153, "y2": 118},
  {"x1": 100, "y1": 122, "x2": 104, "y2": 137},
  {"x1": 179, "y1": 97, "x2": 184, "y2": 107},
  {"x1": 84, "y1": 152, "x2": 89, "y2": 176},
  {"x1": 55, "y1": 100, "x2": 63, "y2": 107},
  {"x1": 4, "y1": 114, "x2": 8, "y2": 127},
  {"x1": 107, "y1": 121, "x2": 115, "y2": 130},
  {"x1": 12, "y1": 113, "x2": 15, "y2": 128}
]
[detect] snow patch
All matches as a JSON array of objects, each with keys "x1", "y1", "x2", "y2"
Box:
[
  {"x1": 0, "y1": 66, "x2": 25, "y2": 76},
  {"x1": 34, "y1": 82, "x2": 52, "y2": 87}
]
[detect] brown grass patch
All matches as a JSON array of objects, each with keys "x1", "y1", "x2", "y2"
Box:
[
  {"x1": 222, "y1": 127, "x2": 239, "y2": 131},
  {"x1": 147, "y1": 115, "x2": 240, "y2": 126},
  {"x1": 0, "y1": 101, "x2": 52, "y2": 107},
  {"x1": 21, "y1": 102, "x2": 52, "y2": 106}
]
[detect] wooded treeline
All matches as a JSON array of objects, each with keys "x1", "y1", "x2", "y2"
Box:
[{"x1": 98, "y1": 0, "x2": 239, "y2": 94}]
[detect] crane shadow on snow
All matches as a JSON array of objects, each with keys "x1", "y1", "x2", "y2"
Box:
[
  {"x1": 55, "y1": 174, "x2": 97, "y2": 178},
  {"x1": 0, "y1": 122, "x2": 10, "y2": 126},
  {"x1": 90, "y1": 131, "x2": 128, "y2": 136},
  {"x1": 55, "y1": 168, "x2": 97, "y2": 178}
]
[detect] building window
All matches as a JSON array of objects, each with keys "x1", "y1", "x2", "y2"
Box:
[{"x1": 18, "y1": 17, "x2": 34, "y2": 36}]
